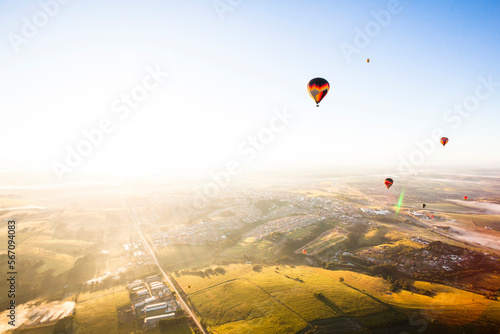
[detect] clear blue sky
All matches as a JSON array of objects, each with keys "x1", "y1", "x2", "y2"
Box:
[{"x1": 1, "y1": 0, "x2": 499, "y2": 180}]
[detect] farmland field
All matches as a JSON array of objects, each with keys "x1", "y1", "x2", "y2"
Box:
[{"x1": 176, "y1": 264, "x2": 500, "y2": 333}]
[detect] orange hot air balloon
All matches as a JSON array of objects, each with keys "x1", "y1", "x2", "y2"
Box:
[
  {"x1": 302, "y1": 249, "x2": 307, "y2": 255},
  {"x1": 307, "y1": 78, "x2": 330, "y2": 107},
  {"x1": 367, "y1": 58, "x2": 370, "y2": 63},
  {"x1": 384, "y1": 178, "x2": 393, "y2": 189},
  {"x1": 440, "y1": 137, "x2": 449, "y2": 147},
  {"x1": 463, "y1": 196, "x2": 468, "y2": 200}
]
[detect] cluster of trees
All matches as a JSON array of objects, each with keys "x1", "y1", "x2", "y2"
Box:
[
  {"x1": 382, "y1": 244, "x2": 416, "y2": 261},
  {"x1": 283, "y1": 274, "x2": 304, "y2": 283},
  {"x1": 158, "y1": 315, "x2": 187, "y2": 330},
  {"x1": 177, "y1": 266, "x2": 226, "y2": 278},
  {"x1": 53, "y1": 315, "x2": 74, "y2": 334},
  {"x1": 339, "y1": 254, "x2": 372, "y2": 267},
  {"x1": 319, "y1": 261, "x2": 337, "y2": 270},
  {"x1": 252, "y1": 265, "x2": 263, "y2": 272},
  {"x1": 369, "y1": 263, "x2": 412, "y2": 292},
  {"x1": 485, "y1": 293, "x2": 499, "y2": 300},
  {"x1": 386, "y1": 276, "x2": 411, "y2": 292},
  {"x1": 370, "y1": 263, "x2": 399, "y2": 278},
  {"x1": 345, "y1": 223, "x2": 368, "y2": 250},
  {"x1": 426, "y1": 241, "x2": 465, "y2": 255},
  {"x1": 313, "y1": 292, "x2": 327, "y2": 300}
]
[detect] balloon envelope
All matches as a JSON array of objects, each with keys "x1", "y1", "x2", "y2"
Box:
[
  {"x1": 422, "y1": 204, "x2": 426, "y2": 209},
  {"x1": 440, "y1": 137, "x2": 449, "y2": 146},
  {"x1": 302, "y1": 249, "x2": 307, "y2": 254},
  {"x1": 307, "y1": 78, "x2": 330, "y2": 106},
  {"x1": 384, "y1": 178, "x2": 393, "y2": 189},
  {"x1": 464, "y1": 196, "x2": 468, "y2": 200},
  {"x1": 367, "y1": 59, "x2": 370, "y2": 63}
]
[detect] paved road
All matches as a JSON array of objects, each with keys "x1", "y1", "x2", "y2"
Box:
[{"x1": 121, "y1": 197, "x2": 208, "y2": 334}]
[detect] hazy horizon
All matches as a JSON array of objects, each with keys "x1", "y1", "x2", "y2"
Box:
[{"x1": 1, "y1": 0, "x2": 500, "y2": 183}]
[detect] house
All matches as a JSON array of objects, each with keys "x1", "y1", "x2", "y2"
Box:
[
  {"x1": 136, "y1": 289, "x2": 149, "y2": 297},
  {"x1": 144, "y1": 302, "x2": 168, "y2": 313}
]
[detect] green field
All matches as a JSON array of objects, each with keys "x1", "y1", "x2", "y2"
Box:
[
  {"x1": 75, "y1": 287, "x2": 134, "y2": 333},
  {"x1": 158, "y1": 244, "x2": 220, "y2": 270},
  {"x1": 176, "y1": 264, "x2": 500, "y2": 333},
  {"x1": 300, "y1": 229, "x2": 345, "y2": 255}
]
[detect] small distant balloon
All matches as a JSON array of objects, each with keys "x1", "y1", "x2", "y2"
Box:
[
  {"x1": 440, "y1": 137, "x2": 449, "y2": 147},
  {"x1": 464, "y1": 196, "x2": 468, "y2": 200},
  {"x1": 367, "y1": 58, "x2": 370, "y2": 63},
  {"x1": 302, "y1": 249, "x2": 307, "y2": 255},
  {"x1": 188, "y1": 285, "x2": 191, "y2": 289},
  {"x1": 384, "y1": 178, "x2": 393, "y2": 189},
  {"x1": 307, "y1": 78, "x2": 330, "y2": 107},
  {"x1": 422, "y1": 204, "x2": 426, "y2": 209},
  {"x1": 430, "y1": 215, "x2": 434, "y2": 218}
]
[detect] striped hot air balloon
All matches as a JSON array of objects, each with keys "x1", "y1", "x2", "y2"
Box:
[
  {"x1": 307, "y1": 78, "x2": 330, "y2": 107},
  {"x1": 384, "y1": 178, "x2": 393, "y2": 189}
]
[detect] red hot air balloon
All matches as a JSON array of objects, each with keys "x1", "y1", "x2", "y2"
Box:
[
  {"x1": 384, "y1": 178, "x2": 393, "y2": 189},
  {"x1": 440, "y1": 137, "x2": 449, "y2": 147},
  {"x1": 302, "y1": 249, "x2": 307, "y2": 255},
  {"x1": 430, "y1": 215, "x2": 434, "y2": 218},
  {"x1": 464, "y1": 196, "x2": 468, "y2": 200},
  {"x1": 307, "y1": 78, "x2": 330, "y2": 107}
]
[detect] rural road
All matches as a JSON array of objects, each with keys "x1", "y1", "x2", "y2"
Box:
[{"x1": 121, "y1": 196, "x2": 208, "y2": 334}]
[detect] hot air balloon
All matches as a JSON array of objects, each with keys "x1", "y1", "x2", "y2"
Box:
[
  {"x1": 440, "y1": 137, "x2": 449, "y2": 147},
  {"x1": 384, "y1": 178, "x2": 393, "y2": 189},
  {"x1": 367, "y1": 59, "x2": 370, "y2": 63},
  {"x1": 430, "y1": 215, "x2": 434, "y2": 218},
  {"x1": 302, "y1": 249, "x2": 307, "y2": 255},
  {"x1": 307, "y1": 78, "x2": 330, "y2": 107},
  {"x1": 464, "y1": 196, "x2": 468, "y2": 200},
  {"x1": 422, "y1": 204, "x2": 426, "y2": 209}
]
